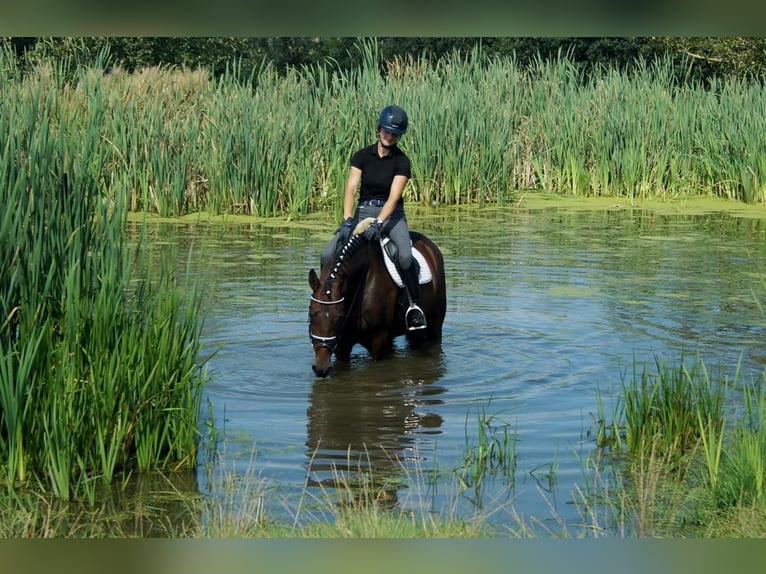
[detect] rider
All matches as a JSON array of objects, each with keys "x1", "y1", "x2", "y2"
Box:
[{"x1": 320, "y1": 104, "x2": 427, "y2": 331}]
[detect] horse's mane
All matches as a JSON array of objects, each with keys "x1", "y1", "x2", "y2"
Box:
[{"x1": 322, "y1": 233, "x2": 368, "y2": 288}]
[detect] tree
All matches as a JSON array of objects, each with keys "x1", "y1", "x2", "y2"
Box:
[
  {"x1": 654, "y1": 37, "x2": 766, "y2": 80},
  {"x1": 4, "y1": 37, "x2": 766, "y2": 83}
]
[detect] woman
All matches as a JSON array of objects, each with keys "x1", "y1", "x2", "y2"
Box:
[{"x1": 320, "y1": 104, "x2": 426, "y2": 331}]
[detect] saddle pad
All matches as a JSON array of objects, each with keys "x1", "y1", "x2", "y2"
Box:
[{"x1": 380, "y1": 237, "x2": 433, "y2": 288}]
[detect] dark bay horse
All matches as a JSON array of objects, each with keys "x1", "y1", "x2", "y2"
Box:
[{"x1": 308, "y1": 223, "x2": 446, "y2": 377}]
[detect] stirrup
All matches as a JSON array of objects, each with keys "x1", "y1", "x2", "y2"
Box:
[{"x1": 405, "y1": 304, "x2": 427, "y2": 331}]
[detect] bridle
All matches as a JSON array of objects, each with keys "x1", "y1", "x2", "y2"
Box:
[
  {"x1": 308, "y1": 293, "x2": 345, "y2": 352},
  {"x1": 308, "y1": 273, "x2": 365, "y2": 353}
]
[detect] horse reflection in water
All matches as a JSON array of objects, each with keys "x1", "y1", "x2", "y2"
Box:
[{"x1": 305, "y1": 352, "x2": 446, "y2": 509}]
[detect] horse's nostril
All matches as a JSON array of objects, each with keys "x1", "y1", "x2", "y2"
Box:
[{"x1": 312, "y1": 364, "x2": 331, "y2": 378}]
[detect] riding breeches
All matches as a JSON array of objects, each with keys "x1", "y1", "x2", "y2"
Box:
[{"x1": 320, "y1": 203, "x2": 414, "y2": 270}]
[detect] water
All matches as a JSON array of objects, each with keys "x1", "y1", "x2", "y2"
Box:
[{"x1": 183, "y1": 207, "x2": 766, "y2": 532}]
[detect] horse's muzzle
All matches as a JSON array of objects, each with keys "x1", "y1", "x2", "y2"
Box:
[
  {"x1": 312, "y1": 347, "x2": 333, "y2": 377},
  {"x1": 312, "y1": 363, "x2": 332, "y2": 378}
]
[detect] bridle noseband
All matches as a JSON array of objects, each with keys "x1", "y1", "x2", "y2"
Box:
[{"x1": 310, "y1": 295, "x2": 345, "y2": 305}]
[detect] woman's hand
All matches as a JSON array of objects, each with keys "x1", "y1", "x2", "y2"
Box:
[
  {"x1": 363, "y1": 219, "x2": 383, "y2": 242},
  {"x1": 337, "y1": 217, "x2": 355, "y2": 242}
]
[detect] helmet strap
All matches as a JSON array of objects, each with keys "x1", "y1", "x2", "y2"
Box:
[
  {"x1": 378, "y1": 129, "x2": 396, "y2": 151},
  {"x1": 378, "y1": 129, "x2": 397, "y2": 151}
]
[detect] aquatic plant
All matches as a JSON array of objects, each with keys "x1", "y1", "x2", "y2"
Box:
[
  {"x1": 596, "y1": 355, "x2": 727, "y2": 463},
  {"x1": 0, "y1": 51, "x2": 208, "y2": 501},
  {"x1": 455, "y1": 399, "x2": 517, "y2": 508},
  {"x1": 703, "y1": 378, "x2": 766, "y2": 509},
  {"x1": 590, "y1": 354, "x2": 766, "y2": 535},
  {"x1": 4, "y1": 39, "x2": 766, "y2": 223}
]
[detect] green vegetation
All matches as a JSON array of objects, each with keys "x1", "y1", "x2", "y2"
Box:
[
  {"x1": 0, "y1": 41, "x2": 208, "y2": 501},
  {"x1": 3, "y1": 353, "x2": 766, "y2": 538},
  {"x1": 589, "y1": 355, "x2": 766, "y2": 537},
  {"x1": 595, "y1": 355, "x2": 727, "y2": 461},
  {"x1": 4, "y1": 38, "x2": 766, "y2": 537},
  {"x1": 4, "y1": 39, "x2": 766, "y2": 224},
  {"x1": 455, "y1": 400, "x2": 517, "y2": 509},
  {"x1": 9, "y1": 37, "x2": 766, "y2": 83}
]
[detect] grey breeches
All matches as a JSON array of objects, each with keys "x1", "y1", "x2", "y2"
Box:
[{"x1": 320, "y1": 203, "x2": 413, "y2": 270}]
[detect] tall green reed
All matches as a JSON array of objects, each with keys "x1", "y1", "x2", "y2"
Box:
[
  {"x1": 0, "y1": 52, "x2": 208, "y2": 501},
  {"x1": 704, "y1": 375, "x2": 766, "y2": 508},
  {"x1": 589, "y1": 354, "x2": 766, "y2": 533},
  {"x1": 596, "y1": 355, "x2": 727, "y2": 463},
  {"x1": 7, "y1": 40, "x2": 766, "y2": 219}
]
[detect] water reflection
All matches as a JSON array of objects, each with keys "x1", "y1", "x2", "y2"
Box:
[
  {"x1": 305, "y1": 348, "x2": 446, "y2": 506},
  {"x1": 188, "y1": 206, "x2": 766, "y2": 531},
  {"x1": 90, "y1": 470, "x2": 199, "y2": 537}
]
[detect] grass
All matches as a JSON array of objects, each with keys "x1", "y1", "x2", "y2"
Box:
[
  {"x1": 594, "y1": 354, "x2": 728, "y2": 462},
  {"x1": 591, "y1": 354, "x2": 766, "y2": 537},
  {"x1": 3, "y1": 382, "x2": 766, "y2": 540},
  {"x1": 0, "y1": 397, "x2": 519, "y2": 538},
  {"x1": 0, "y1": 444, "x2": 496, "y2": 538},
  {"x1": 455, "y1": 399, "x2": 517, "y2": 509}
]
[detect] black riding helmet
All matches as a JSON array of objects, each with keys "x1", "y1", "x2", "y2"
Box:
[{"x1": 378, "y1": 105, "x2": 408, "y2": 135}]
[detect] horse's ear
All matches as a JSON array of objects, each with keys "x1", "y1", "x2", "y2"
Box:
[{"x1": 308, "y1": 268, "x2": 320, "y2": 291}]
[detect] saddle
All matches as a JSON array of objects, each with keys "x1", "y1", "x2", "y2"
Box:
[
  {"x1": 352, "y1": 216, "x2": 433, "y2": 288},
  {"x1": 380, "y1": 237, "x2": 432, "y2": 288}
]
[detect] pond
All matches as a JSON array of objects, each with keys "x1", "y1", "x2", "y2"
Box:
[{"x1": 173, "y1": 203, "x2": 766, "y2": 533}]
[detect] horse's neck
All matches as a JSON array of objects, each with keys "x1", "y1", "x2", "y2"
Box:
[{"x1": 321, "y1": 239, "x2": 370, "y2": 292}]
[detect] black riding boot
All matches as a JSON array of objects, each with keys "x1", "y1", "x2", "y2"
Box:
[{"x1": 402, "y1": 262, "x2": 427, "y2": 331}]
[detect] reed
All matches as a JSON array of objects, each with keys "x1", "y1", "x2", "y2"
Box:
[
  {"x1": 574, "y1": 435, "x2": 690, "y2": 537},
  {"x1": 597, "y1": 355, "x2": 727, "y2": 463},
  {"x1": 705, "y1": 377, "x2": 766, "y2": 509},
  {"x1": 455, "y1": 399, "x2": 517, "y2": 509},
  {"x1": 5, "y1": 40, "x2": 766, "y2": 222},
  {"x1": 0, "y1": 51, "x2": 208, "y2": 500},
  {"x1": 590, "y1": 355, "x2": 766, "y2": 534}
]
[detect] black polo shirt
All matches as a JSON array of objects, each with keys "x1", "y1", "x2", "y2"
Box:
[{"x1": 351, "y1": 144, "x2": 412, "y2": 203}]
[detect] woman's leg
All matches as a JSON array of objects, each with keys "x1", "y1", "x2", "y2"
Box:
[
  {"x1": 320, "y1": 234, "x2": 340, "y2": 269},
  {"x1": 386, "y1": 216, "x2": 426, "y2": 330},
  {"x1": 386, "y1": 216, "x2": 413, "y2": 270}
]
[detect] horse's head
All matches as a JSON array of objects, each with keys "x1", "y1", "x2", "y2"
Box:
[
  {"x1": 308, "y1": 267, "x2": 346, "y2": 377},
  {"x1": 308, "y1": 234, "x2": 363, "y2": 377}
]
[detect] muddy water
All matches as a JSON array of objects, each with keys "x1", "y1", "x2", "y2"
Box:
[{"x1": 182, "y1": 205, "x2": 766, "y2": 531}]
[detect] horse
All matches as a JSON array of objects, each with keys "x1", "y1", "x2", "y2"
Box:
[{"x1": 308, "y1": 218, "x2": 447, "y2": 377}]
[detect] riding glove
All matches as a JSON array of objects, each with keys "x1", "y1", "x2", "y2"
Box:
[
  {"x1": 364, "y1": 219, "x2": 383, "y2": 242},
  {"x1": 337, "y1": 217, "x2": 355, "y2": 242}
]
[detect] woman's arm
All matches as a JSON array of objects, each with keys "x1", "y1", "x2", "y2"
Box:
[
  {"x1": 378, "y1": 174, "x2": 408, "y2": 222},
  {"x1": 342, "y1": 166, "x2": 362, "y2": 220}
]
